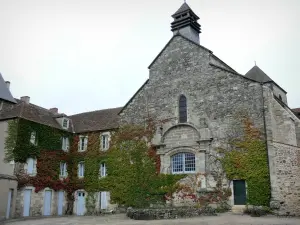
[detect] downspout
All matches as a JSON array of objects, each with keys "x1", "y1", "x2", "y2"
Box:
[{"x1": 260, "y1": 83, "x2": 272, "y2": 203}]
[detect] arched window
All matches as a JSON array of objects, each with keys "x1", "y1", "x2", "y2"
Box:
[
  {"x1": 172, "y1": 153, "x2": 195, "y2": 174},
  {"x1": 279, "y1": 95, "x2": 282, "y2": 101},
  {"x1": 179, "y1": 95, "x2": 187, "y2": 123}
]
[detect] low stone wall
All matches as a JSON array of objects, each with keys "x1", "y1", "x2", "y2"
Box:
[{"x1": 126, "y1": 207, "x2": 217, "y2": 220}]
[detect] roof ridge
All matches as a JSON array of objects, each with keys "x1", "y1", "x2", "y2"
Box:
[{"x1": 69, "y1": 106, "x2": 123, "y2": 117}]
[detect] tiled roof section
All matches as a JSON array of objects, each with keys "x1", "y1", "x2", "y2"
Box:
[
  {"x1": 0, "y1": 73, "x2": 17, "y2": 103},
  {"x1": 292, "y1": 108, "x2": 300, "y2": 113},
  {"x1": 69, "y1": 107, "x2": 123, "y2": 133},
  {"x1": 0, "y1": 99, "x2": 74, "y2": 132}
]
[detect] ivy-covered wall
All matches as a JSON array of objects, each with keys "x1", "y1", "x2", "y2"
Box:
[{"x1": 219, "y1": 118, "x2": 271, "y2": 206}]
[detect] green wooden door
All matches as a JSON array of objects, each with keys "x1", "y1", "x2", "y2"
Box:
[{"x1": 233, "y1": 180, "x2": 246, "y2": 205}]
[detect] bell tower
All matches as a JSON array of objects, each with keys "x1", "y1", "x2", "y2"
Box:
[{"x1": 171, "y1": 2, "x2": 201, "y2": 44}]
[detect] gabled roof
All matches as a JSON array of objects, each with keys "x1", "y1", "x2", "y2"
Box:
[
  {"x1": 245, "y1": 65, "x2": 287, "y2": 94},
  {"x1": 148, "y1": 33, "x2": 212, "y2": 69},
  {"x1": 69, "y1": 107, "x2": 122, "y2": 133},
  {"x1": 0, "y1": 73, "x2": 16, "y2": 103}
]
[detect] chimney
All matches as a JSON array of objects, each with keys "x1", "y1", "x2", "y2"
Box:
[
  {"x1": 5, "y1": 81, "x2": 10, "y2": 90},
  {"x1": 49, "y1": 108, "x2": 58, "y2": 114},
  {"x1": 20, "y1": 96, "x2": 30, "y2": 104}
]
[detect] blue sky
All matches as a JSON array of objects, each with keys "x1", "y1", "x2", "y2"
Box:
[{"x1": 0, "y1": 0, "x2": 299, "y2": 114}]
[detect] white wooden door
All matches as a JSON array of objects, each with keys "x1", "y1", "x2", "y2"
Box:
[
  {"x1": 23, "y1": 189, "x2": 31, "y2": 217},
  {"x1": 6, "y1": 189, "x2": 13, "y2": 219},
  {"x1": 76, "y1": 192, "x2": 85, "y2": 216},
  {"x1": 43, "y1": 190, "x2": 52, "y2": 216},
  {"x1": 100, "y1": 192, "x2": 107, "y2": 210},
  {"x1": 57, "y1": 191, "x2": 64, "y2": 215}
]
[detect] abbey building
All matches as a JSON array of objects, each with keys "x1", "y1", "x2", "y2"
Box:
[{"x1": 0, "y1": 2, "x2": 299, "y2": 220}]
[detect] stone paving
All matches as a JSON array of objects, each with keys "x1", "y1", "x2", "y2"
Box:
[{"x1": 4, "y1": 213, "x2": 300, "y2": 225}]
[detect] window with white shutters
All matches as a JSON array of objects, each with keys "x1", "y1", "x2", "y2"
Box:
[
  {"x1": 78, "y1": 136, "x2": 88, "y2": 152},
  {"x1": 26, "y1": 158, "x2": 37, "y2": 175},
  {"x1": 62, "y1": 137, "x2": 69, "y2": 151},
  {"x1": 78, "y1": 162, "x2": 85, "y2": 178},
  {"x1": 100, "y1": 134, "x2": 109, "y2": 151},
  {"x1": 60, "y1": 162, "x2": 67, "y2": 177}
]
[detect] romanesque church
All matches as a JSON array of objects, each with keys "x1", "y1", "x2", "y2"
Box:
[{"x1": 0, "y1": 2, "x2": 299, "y2": 219}]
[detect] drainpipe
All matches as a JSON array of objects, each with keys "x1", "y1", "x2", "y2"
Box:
[{"x1": 260, "y1": 83, "x2": 272, "y2": 204}]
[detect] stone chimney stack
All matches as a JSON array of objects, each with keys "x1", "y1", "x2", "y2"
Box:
[
  {"x1": 49, "y1": 108, "x2": 58, "y2": 114},
  {"x1": 5, "y1": 81, "x2": 10, "y2": 90},
  {"x1": 20, "y1": 96, "x2": 30, "y2": 104}
]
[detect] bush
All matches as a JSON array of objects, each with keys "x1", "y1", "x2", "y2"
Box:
[{"x1": 243, "y1": 206, "x2": 271, "y2": 217}]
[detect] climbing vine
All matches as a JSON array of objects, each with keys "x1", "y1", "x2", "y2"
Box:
[
  {"x1": 218, "y1": 117, "x2": 271, "y2": 206},
  {"x1": 4, "y1": 117, "x2": 182, "y2": 214}
]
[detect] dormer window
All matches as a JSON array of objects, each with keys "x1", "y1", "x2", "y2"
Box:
[{"x1": 62, "y1": 118, "x2": 69, "y2": 129}]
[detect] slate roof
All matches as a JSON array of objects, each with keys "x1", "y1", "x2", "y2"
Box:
[
  {"x1": 0, "y1": 98, "x2": 123, "y2": 133},
  {"x1": 69, "y1": 107, "x2": 122, "y2": 133},
  {"x1": 245, "y1": 66, "x2": 273, "y2": 83},
  {"x1": 172, "y1": 3, "x2": 194, "y2": 17},
  {"x1": 245, "y1": 65, "x2": 287, "y2": 94},
  {"x1": 0, "y1": 73, "x2": 17, "y2": 103},
  {"x1": 0, "y1": 99, "x2": 72, "y2": 131}
]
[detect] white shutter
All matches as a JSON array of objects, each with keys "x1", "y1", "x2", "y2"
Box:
[
  {"x1": 78, "y1": 137, "x2": 81, "y2": 151},
  {"x1": 66, "y1": 138, "x2": 70, "y2": 151},
  {"x1": 84, "y1": 136, "x2": 88, "y2": 151},
  {"x1": 27, "y1": 158, "x2": 33, "y2": 174}
]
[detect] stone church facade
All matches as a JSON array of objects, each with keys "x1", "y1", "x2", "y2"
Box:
[
  {"x1": 0, "y1": 2, "x2": 299, "y2": 220},
  {"x1": 119, "y1": 3, "x2": 300, "y2": 215}
]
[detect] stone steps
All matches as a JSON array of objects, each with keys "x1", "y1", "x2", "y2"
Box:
[{"x1": 231, "y1": 205, "x2": 246, "y2": 214}]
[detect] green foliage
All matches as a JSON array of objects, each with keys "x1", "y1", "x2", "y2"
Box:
[
  {"x1": 5, "y1": 118, "x2": 72, "y2": 163},
  {"x1": 4, "y1": 119, "x2": 19, "y2": 162},
  {"x1": 219, "y1": 118, "x2": 271, "y2": 206},
  {"x1": 105, "y1": 125, "x2": 183, "y2": 208},
  {"x1": 85, "y1": 192, "x2": 97, "y2": 215}
]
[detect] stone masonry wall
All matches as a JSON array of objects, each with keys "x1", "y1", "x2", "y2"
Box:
[
  {"x1": 269, "y1": 142, "x2": 300, "y2": 215},
  {"x1": 120, "y1": 35, "x2": 266, "y2": 199},
  {"x1": 15, "y1": 187, "x2": 64, "y2": 217},
  {"x1": 264, "y1": 87, "x2": 300, "y2": 215}
]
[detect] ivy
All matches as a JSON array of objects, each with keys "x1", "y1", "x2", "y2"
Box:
[
  {"x1": 105, "y1": 125, "x2": 184, "y2": 208},
  {"x1": 4, "y1": 118, "x2": 184, "y2": 213},
  {"x1": 219, "y1": 117, "x2": 271, "y2": 206}
]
